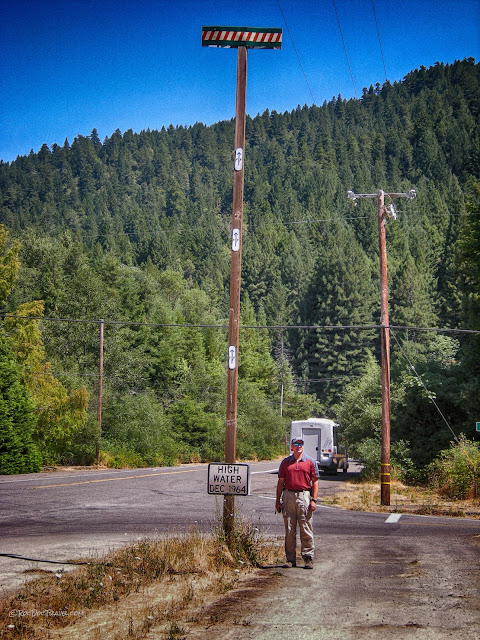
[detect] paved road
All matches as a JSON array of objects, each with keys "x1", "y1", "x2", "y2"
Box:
[{"x1": 1, "y1": 463, "x2": 479, "y2": 637}]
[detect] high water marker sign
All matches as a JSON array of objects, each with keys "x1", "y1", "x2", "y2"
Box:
[{"x1": 207, "y1": 463, "x2": 250, "y2": 495}]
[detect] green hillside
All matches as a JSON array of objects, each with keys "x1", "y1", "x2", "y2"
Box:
[{"x1": 0, "y1": 58, "x2": 479, "y2": 475}]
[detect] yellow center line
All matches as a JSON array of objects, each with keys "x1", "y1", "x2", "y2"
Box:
[
  {"x1": 399, "y1": 520, "x2": 480, "y2": 528},
  {"x1": 33, "y1": 468, "x2": 201, "y2": 489}
]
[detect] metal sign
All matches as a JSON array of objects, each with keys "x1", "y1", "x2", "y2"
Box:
[
  {"x1": 476, "y1": 422, "x2": 480, "y2": 432},
  {"x1": 231, "y1": 228, "x2": 240, "y2": 251},
  {"x1": 228, "y1": 346, "x2": 236, "y2": 369},
  {"x1": 202, "y1": 26, "x2": 282, "y2": 49},
  {"x1": 234, "y1": 148, "x2": 243, "y2": 171},
  {"x1": 208, "y1": 463, "x2": 250, "y2": 495}
]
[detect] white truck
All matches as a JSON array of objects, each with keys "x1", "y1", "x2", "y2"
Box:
[{"x1": 290, "y1": 417, "x2": 348, "y2": 474}]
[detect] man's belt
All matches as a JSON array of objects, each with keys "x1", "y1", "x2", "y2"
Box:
[{"x1": 285, "y1": 489, "x2": 310, "y2": 492}]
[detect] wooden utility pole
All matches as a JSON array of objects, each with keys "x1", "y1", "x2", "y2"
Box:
[
  {"x1": 96, "y1": 318, "x2": 104, "y2": 465},
  {"x1": 347, "y1": 188, "x2": 416, "y2": 506},
  {"x1": 202, "y1": 26, "x2": 282, "y2": 541},
  {"x1": 224, "y1": 45, "x2": 247, "y2": 538},
  {"x1": 377, "y1": 190, "x2": 391, "y2": 505}
]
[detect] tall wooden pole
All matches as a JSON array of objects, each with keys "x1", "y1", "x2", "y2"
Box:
[
  {"x1": 96, "y1": 318, "x2": 104, "y2": 465},
  {"x1": 348, "y1": 187, "x2": 415, "y2": 506},
  {"x1": 377, "y1": 191, "x2": 391, "y2": 506},
  {"x1": 224, "y1": 46, "x2": 247, "y2": 539}
]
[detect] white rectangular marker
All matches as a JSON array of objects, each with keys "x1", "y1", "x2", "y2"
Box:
[{"x1": 385, "y1": 513, "x2": 402, "y2": 523}]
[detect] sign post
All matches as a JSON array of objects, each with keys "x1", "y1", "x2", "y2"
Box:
[{"x1": 202, "y1": 26, "x2": 281, "y2": 542}]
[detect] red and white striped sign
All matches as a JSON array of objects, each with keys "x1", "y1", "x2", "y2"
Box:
[{"x1": 202, "y1": 26, "x2": 282, "y2": 49}]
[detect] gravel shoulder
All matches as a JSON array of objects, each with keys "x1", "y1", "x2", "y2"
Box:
[{"x1": 178, "y1": 532, "x2": 480, "y2": 640}]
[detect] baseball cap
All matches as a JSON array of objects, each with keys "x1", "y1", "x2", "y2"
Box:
[{"x1": 291, "y1": 438, "x2": 304, "y2": 446}]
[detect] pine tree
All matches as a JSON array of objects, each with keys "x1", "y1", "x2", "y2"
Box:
[
  {"x1": 0, "y1": 335, "x2": 40, "y2": 473},
  {"x1": 238, "y1": 295, "x2": 275, "y2": 394},
  {"x1": 0, "y1": 224, "x2": 20, "y2": 305},
  {"x1": 390, "y1": 253, "x2": 438, "y2": 347},
  {"x1": 295, "y1": 224, "x2": 377, "y2": 404},
  {"x1": 457, "y1": 180, "x2": 480, "y2": 423}
]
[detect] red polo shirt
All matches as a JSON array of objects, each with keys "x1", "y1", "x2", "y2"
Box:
[{"x1": 278, "y1": 454, "x2": 317, "y2": 490}]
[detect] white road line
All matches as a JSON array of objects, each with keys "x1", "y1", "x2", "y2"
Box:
[{"x1": 385, "y1": 513, "x2": 402, "y2": 523}]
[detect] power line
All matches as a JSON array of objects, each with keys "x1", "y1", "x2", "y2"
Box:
[
  {"x1": 391, "y1": 330, "x2": 458, "y2": 441},
  {"x1": 292, "y1": 375, "x2": 361, "y2": 383},
  {"x1": 371, "y1": 0, "x2": 388, "y2": 83},
  {"x1": 390, "y1": 324, "x2": 480, "y2": 335},
  {"x1": 10, "y1": 207, "x2": 478, "y2": 244},
  {"x1": 31, "y1": 369, "x2": 224, "y2": 393},
  {"x1": 332, "y1": 0, "x2": 357, "y2": 98},
  {"x1": 39, "y1": 214, "x2": 375, "y2": 240},
  {"x1": 283, "y1": 215, "x2": 369, "y2": 224},
  {"x1": 276, "y1": 0, "x2": 316, "y2": 105},
  {"x1": 4, "y1": 315, "x2": 480, "y2": 334}
]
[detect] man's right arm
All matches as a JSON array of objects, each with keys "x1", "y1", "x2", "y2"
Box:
[{"x1": 276, "y1": 464, "x2": 285, "y2": 512}]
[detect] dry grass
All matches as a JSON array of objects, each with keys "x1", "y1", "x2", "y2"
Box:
[
  {"x1": 0, "y1": 527, "x2": 283, "y2": 640},
  {"x1": 321, "y1": 479, "x2": 480, "y2": 518}
]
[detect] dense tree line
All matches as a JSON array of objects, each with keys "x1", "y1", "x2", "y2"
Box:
[{"x1": 0, "y1": 58, "x2": 479, "y2": 476}]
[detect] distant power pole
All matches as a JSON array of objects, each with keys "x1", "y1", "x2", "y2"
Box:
[
  {"x1": 96, "y1": 318, "x2": 104, "y2": 465},
  {"x1": 202, "y1": 26, "x2": 282, "y2": 540},
  {"x1": 347, "y1": 189, "x2": 416, "y2": 505}
]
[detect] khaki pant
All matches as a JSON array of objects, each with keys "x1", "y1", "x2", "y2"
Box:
[{"x1": 282, "y1": 490, "x2": 314, "y2": 563}]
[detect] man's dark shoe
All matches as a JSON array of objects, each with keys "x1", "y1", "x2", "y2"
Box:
[
  {"x1": 283, "y1": 561, "x2": 296, "y2": 568},
  {"x1": 304, "y1": 557, "x2": 313, "y2": 569}
]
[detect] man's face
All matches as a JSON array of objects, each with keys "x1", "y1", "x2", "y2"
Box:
[{"x1": 292, "y1": 441, "x2": 304, "y2": 458}]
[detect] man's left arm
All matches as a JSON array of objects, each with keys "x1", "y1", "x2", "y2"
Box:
[{"x1": 309, "y1": 468, "x2": 319, "y2": 512}]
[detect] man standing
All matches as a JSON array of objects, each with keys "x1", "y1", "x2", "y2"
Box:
[{"x1": 276, "y1": 438, "x2": 319, "y2": 569}]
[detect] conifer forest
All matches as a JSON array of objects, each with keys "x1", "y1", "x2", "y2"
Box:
[{"x1": 0, "y1": 59, "x2": 479, "y2": 479}]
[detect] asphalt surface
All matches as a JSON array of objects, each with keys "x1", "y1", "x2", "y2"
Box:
[{"x1": 1, "y1": 463, "x2": 479, "y2": 638}]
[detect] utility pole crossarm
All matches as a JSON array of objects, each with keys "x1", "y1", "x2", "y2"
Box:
[
  {"x1": 384, "y1": 189, "x2": 416, "y2": 200},
  {"x1": 348, "y1": 189, "x2": 416, "y2": 201}
]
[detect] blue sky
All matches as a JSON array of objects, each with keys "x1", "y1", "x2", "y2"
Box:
[{"x1": 1, "y1": 0, "x2": 479, "y2": 162}]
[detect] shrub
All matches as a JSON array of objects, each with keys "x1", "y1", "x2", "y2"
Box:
[
  {"x1": 391, "y1": 439, "x2": 415, "y2": 482},
  {"x1": 355, "y1": 438, "x2": 381, "y2": 480},
  {"x1": 428, "y1": 435, "x2": 480, "y2": 499},
  {"x1": 101, "y1": 390, "x2": 180, "y2": 465},
  {"x1": 354, "y1": 437, "x2": 414, "y2": 483}
]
